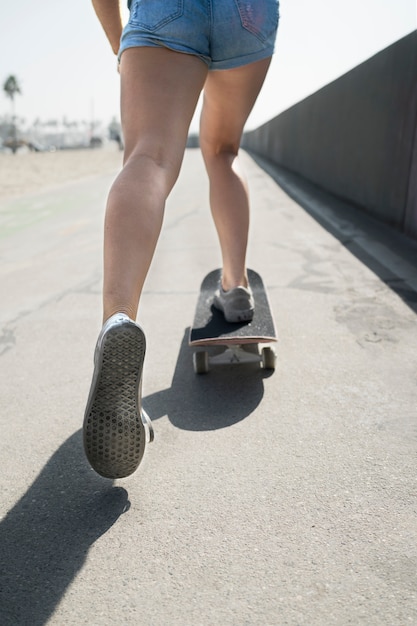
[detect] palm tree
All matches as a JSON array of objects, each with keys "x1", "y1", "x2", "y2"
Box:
[{"x1": 3, "y1": 75, "x2": 21, "y2": 153}]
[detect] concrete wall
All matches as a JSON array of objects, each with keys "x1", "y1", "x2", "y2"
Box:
[{"x1": 243, "y1": 31, "x2": 417, "y2": 239}]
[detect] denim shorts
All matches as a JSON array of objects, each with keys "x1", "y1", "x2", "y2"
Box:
[{"x1": 119, "y1": 0, "x2": 279, "y2": 70}]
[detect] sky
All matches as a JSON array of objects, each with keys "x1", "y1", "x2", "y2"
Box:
[{"x1": 0, "y1": 0, "x2": 415, "y2": 133}]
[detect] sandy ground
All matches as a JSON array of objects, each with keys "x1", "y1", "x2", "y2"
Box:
[{"x1": 0, "y1": 142, "x2": 123, "y2": 202}]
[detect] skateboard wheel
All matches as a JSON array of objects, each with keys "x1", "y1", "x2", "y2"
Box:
[
  {"x1": 193, "y1": 351, "x2": 209, "y2": 374},
  {"x1": 261, "y1": 346, "x2": 276, "y2": 370}
]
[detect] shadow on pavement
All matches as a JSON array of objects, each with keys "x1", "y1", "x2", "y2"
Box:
[
  {"x1": 143, "y1": 328, "x2": 273, "y2": 431},
  {"x1": 0, "y1": 430, "x2": 129, "y2": 626}
]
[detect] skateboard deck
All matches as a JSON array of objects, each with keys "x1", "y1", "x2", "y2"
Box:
[{"x1": 189, "y1": 269, "x2": 277, "y2": 373}]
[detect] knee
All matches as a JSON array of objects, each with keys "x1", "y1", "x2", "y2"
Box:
[
  {"x1": 125, "y1": 140, "x2": 177, "y2": 170},
  {"x1": 124, "y1": 145, "x2": 182, "y2": 193},
  {"x1": 200, "y1": 136, "x2": 240, "y2": 171},
  {"x1": 200, "y1": 132, "x2": 239, "y2": 156}
]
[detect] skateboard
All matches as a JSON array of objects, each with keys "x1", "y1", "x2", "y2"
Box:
[{"x1": 189, "y1": 269, "x2": 277, "y2": 374}]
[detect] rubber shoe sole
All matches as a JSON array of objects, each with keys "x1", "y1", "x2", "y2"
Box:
[{"x1": 83, "y1": 316, "x2": 151, "y2": 479}]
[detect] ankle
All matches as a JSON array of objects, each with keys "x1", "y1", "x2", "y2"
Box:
[
  {"x1": 221, "y1": 272, "x2": 248, "y2": 292},
  {"x1": 103, "y1": 305, "x2": 137, "y2": 324}
]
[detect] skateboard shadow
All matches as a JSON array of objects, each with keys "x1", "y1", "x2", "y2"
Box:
[
  {"x1": 143, "y1": 328, "x2": 272, "y2": 431},
  {"x1": 190, "y1": 305, "x2": 249, "y2": 342},
  {"x1": 0, "y1": 430, "x2": 129, "y2": 626}
]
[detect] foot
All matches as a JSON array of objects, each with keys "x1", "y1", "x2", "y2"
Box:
[
  {"x1": 83, "y1": 313, "x2": 153, "y2": 479},
  {"x1": 213, "y1": 284, "x2": 255, "y2": 323}
]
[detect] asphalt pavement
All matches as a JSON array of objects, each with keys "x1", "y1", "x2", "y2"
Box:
[{"x1": 0, "y1": 149, "x2": 416, "y2": 625}]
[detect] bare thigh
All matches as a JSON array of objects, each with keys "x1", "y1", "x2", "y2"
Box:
[
  {"x1": 199, "y1": 57, "x2": 272, "y2": 155},
  {"x1": 120, "y1": 47, "x2": 208, "y2": 189}
]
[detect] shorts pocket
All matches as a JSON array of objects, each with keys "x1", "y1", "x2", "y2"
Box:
[
  {"x1": 234, "y1": 0, "x2": 279, "y2": 42},
  {"x1": 129, "y1": 0, "x2": 184, "y2": 32}
]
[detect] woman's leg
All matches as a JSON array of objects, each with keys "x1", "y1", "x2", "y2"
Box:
[
  {"x1": 103, "y1": 47, "x2": 208, "y2": 322},
  {"x1": 199, "y1": 58, "x2": 272, "y2": 291},
  {"x1": 84, "y1": 47, "x2": 207, "y2": 479}
]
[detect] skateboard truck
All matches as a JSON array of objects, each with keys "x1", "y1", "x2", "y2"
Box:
[{"x1": 193, "y1": 343, "x2": 276, "y2": 374}]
